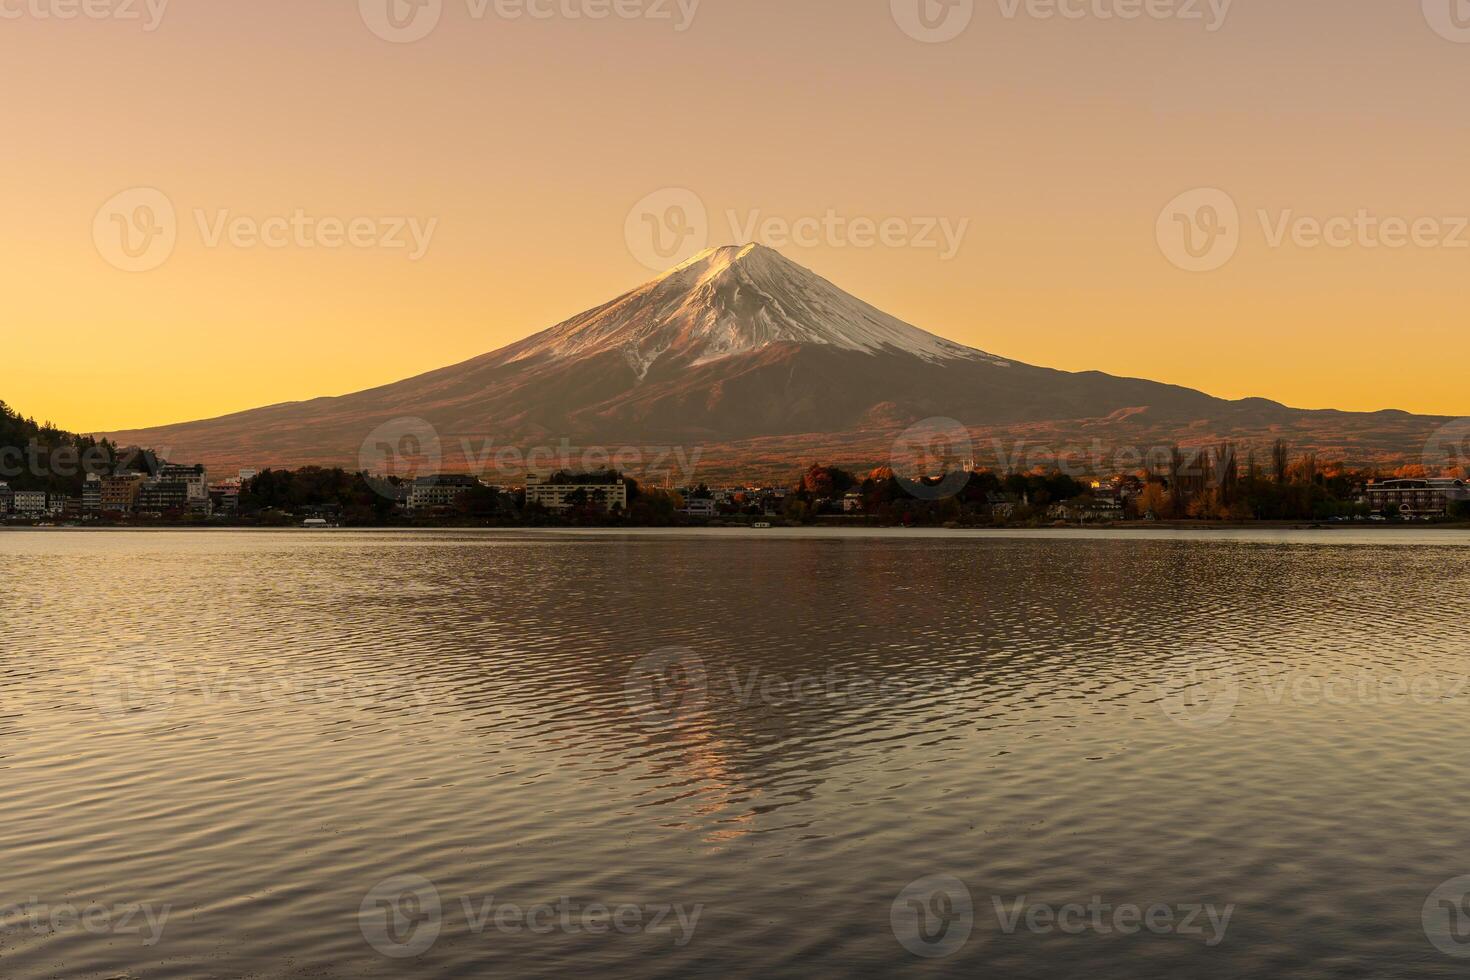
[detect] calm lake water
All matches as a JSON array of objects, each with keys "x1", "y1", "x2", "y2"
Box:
[{"x1": 2, "y1": 527, "x2": 1469, "y2": 978}]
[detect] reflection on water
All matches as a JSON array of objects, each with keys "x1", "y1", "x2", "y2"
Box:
[{"x1": 0, "y1": 528, "x2": 1468, "y2": 978}]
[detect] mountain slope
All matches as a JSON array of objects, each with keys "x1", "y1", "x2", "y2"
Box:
[{"x1": 97, "y1": 245, "x2": 1452, "y2": 476}]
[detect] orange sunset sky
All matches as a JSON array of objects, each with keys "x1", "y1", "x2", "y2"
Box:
[{"x1": 7, "y1": 0, "x2": 1468, "y2": 433}]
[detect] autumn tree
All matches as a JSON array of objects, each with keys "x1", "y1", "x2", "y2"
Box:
[
  {"x1": 1137, "y1": 482, "x2": 1170, "y2": 519},
  {"x1": 1272, "y1": 439, "x2": 1290, "y2": 485}
]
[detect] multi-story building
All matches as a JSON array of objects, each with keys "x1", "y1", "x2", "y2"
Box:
[
  {"x1": 0, "y1": 481, "x2": 12, "y2": 514},
  {"x1": 12, "y1": 490, "x2": 49, "y2": 516},
  {"x1": 158, "y1": 463, "x2": 209, "y2": 512},
  {"x1": 407, "y1": 475, "x2": 483, "y2": 512},
  {"x1": 682, "y1": 497, "x2": 716, "y2": 518},
  {"x1": 524, "y1": 472, "x2": 628, "y2": 513},
  {"x1": 100, "y1": 474, "x2": 146, "y2": 514},
  {"x1": 137, "y1": 481, "x2": 190, "y2": 514},
  {"x1": 1050, "y1": 496, "x2": 1126, "y2": 522},
  {"x1": 114, "y1": 449, "x2": 161, "y2": 479},
  {"x1": 208, "y1": 480, "x2": 241, "y2": 515},
  {"x1": 1090, "y1": 478, "x2": 1141, "y2": 504},
  {"x1": 82, "y1": 473, "x2": 102, "y2": 513},
  {"x1": 1365, "y1": 478, "x2": 1468, "y2": 517}
]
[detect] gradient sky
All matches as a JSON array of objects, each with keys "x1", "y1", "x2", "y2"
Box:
[{"x1": 7, "y1": 0, "x2": 1469, "y2": 432}]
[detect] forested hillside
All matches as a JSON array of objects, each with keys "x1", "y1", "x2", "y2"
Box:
[{"x1": 0, "y1": 400, "x2": 117, "y2": 494}]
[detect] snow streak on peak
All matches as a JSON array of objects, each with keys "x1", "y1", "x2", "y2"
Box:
[{"x1": 510, "y1": 243, "x2": 1008, "y2": 379}]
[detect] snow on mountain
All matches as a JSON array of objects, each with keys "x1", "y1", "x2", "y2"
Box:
[{"x1": 508, "y1": 243, "x2": 1008, "y2": 379}]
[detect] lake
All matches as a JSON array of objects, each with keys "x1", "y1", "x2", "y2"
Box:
[{"x1": 1, "y1": 527, "x2": 1468, "y2": 978}]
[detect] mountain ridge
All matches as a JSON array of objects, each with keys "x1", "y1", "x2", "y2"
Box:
[{"x1": 95, "y1": 246, "x2": 1453, "y2": 477}]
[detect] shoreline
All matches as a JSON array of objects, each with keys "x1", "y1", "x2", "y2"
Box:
[{"x1": 5, "y1": 521, "x2": 1470, "y2": 543}]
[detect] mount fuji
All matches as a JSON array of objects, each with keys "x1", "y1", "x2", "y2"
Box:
[{"x1": 99, "y1": 244, "x2": 1449, "y2": 477}]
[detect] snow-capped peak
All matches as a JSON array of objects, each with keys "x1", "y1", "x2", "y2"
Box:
[{"x1": 510, "y1": 244, "x2": 1007, "y2": 378}]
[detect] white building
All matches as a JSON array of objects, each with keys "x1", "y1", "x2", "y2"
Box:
[
  {"x1": 12, "y1": 490, "x2": 49, "y2": 516},
  {"x1": 1365, "y1": 478, "x2": 1468, "y2": 517},
  {"x1": 407, "y1": 475, "x2": 483, "y2": 512},
  {"x1": 683, "y1": 497, "x2": 716, "y2": 518},
  {"x1": 525, "y1": 472, "x2": 628, "y2": 513}
]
